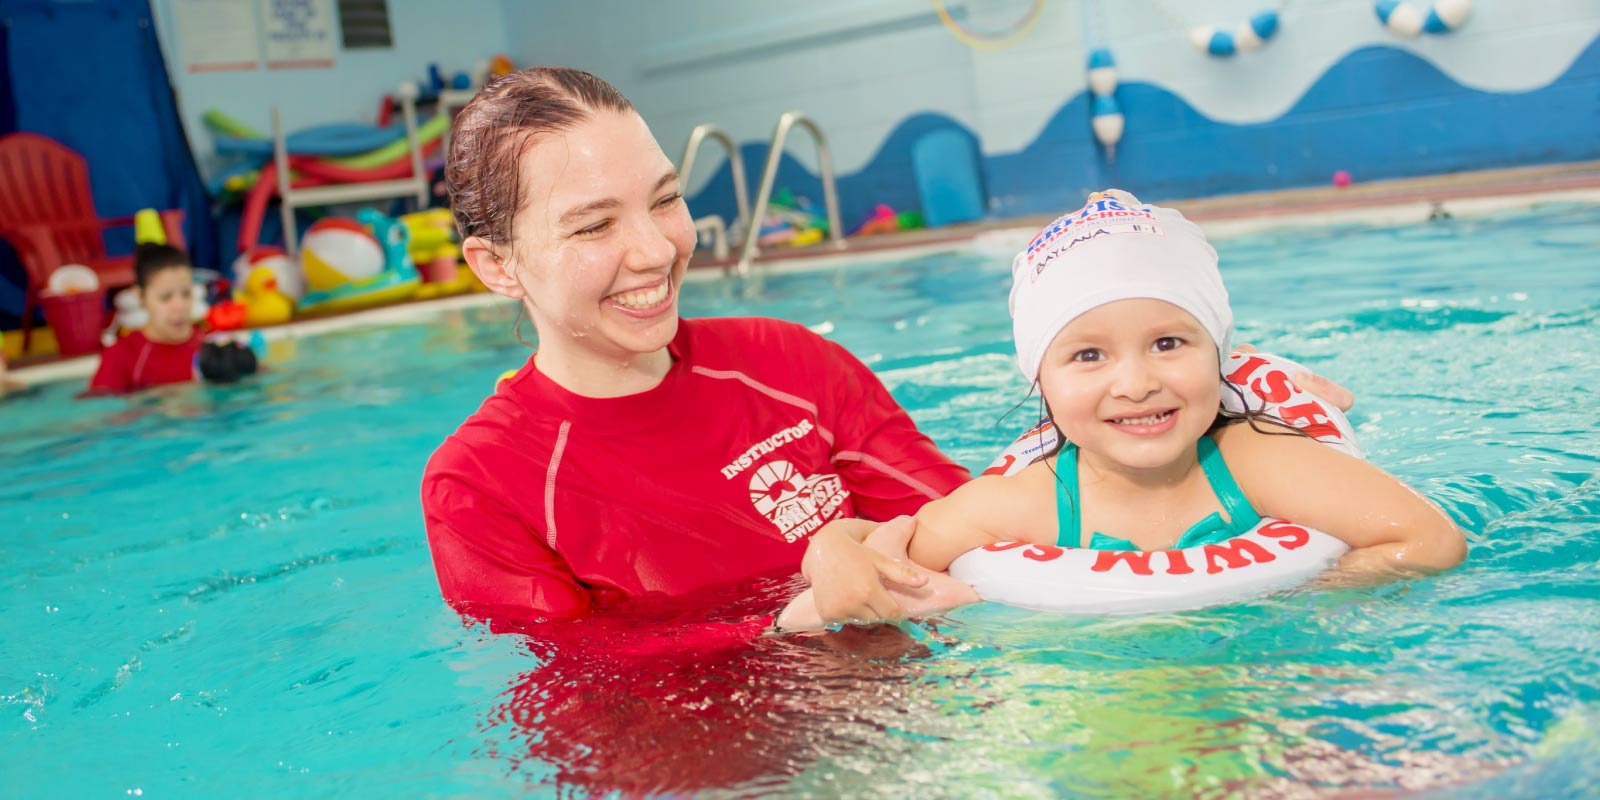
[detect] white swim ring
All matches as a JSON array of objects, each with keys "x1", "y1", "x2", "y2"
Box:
[{"x1": 948, "y1": 351, "x2": 1361, "y2": 615}]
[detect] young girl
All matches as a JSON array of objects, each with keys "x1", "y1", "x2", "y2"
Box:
[
  {"x1": 784, "y1": 190, "x2": 1467, "y2": 630},
  {"x1": 86, "y1": 243, "x2": 204, "y2": 395}
]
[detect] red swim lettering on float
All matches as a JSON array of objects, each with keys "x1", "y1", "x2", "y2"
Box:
[
  {"x1": 982, "y1": 541, "x2": 1029, "y2": 552},
  {"x1": 1091, "y1": 549, "x2": 1156, "y2": 575},
  {"x1": 1257, "y1": 520, "x2": 1311, "y2": 550},
  {"x1": 1164, "y1": 549, "x2": 1195, "y2": 575},
  {"x1": 981, "y1": 455, "x2": 1017, "y2": 477},
  {"x1": 1277, "y1": 402, "x2": 1341, "y2": 440},
  {"x1": 1226, "y1": 356, "x2": 1295, "y2": 404},
  {"x1": 980, "y1": 541, "x2": 1067, "y2": 561},
  {"x1": 1023, "y1": 544, "x2": 1066, "y2": 562},
  {"x1": 1225, "y1": 355, "x2": 1269, "y2": 386},
  {"x1": 1202, "y1": 538, "x2": 1278, "y2": 574},
  {"x1": 1253, "y1": 369, "x2": 1294, "y2": 404}
]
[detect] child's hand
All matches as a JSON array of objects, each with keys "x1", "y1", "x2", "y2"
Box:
[{"x1": 1233, "y1": 343, "x2": 1355, "y2": 412}]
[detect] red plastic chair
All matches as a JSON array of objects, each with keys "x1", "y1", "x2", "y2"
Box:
[{"x1": 0, "y1": 133, "x2": 186, "y2": 353}]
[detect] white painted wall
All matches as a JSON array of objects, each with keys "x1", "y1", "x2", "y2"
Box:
[{"x1": 502, "y1": 0, "x2": 1599, "y2": 195}]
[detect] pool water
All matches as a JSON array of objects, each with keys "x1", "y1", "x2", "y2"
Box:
[{"x1": 4, "y1": 203, "x2": 1599, "y2": 798}]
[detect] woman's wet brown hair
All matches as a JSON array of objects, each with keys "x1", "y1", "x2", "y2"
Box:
[{"x1": 445, "y1": 67, "x2": 635, "y2": 248}]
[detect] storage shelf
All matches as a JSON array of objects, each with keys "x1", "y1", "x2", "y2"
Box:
[
  {"x1": 282, "y1": 178, "x2": 427, "y2": 208},
  {"x1": 272, "y1": 96, "x2": 430, "y2": 254}
]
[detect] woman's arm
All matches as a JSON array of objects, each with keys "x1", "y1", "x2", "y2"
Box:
[
  {"x1": 423, "y1": 472, "x2": 594, "y2": 622},
  {"x1": 810, "y1": 333, "x2": 972, "y2": 518},
  {"x1": 1216, "y1": 423, "x2": 1467, "y2": 573}
]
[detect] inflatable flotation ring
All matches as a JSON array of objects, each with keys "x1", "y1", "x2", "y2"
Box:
[{"x1": 948, "y1": 351, "x2": 1361, "y2": 614}]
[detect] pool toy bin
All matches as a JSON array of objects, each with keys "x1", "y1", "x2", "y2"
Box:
[{"x1": 40, "y1": 289, "x2": 107, "y2": 357}]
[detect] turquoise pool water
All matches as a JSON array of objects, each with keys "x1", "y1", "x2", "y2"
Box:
[{"x1": 4, "y1": 203, "x2": 1598, "y2": 798}]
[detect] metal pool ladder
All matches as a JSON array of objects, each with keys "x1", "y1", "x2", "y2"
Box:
[
  {"x1": 739, "y1": 112, "x2": 846, "y2": 274},
  {"x1": 679, "y1": 124, "x2": 749, "y2": 262}
]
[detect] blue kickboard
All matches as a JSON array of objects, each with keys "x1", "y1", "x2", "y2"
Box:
[{"x1": 912, "y1": 130, "x2": 986, "y2": 228}]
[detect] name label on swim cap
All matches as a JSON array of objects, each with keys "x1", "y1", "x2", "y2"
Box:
[{"x1": 1022, "y1": 194, "x2": 1163, "y2": 278}]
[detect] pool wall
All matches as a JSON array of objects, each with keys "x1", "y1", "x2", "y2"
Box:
[{"x1": 496, "y1": 1, "x2": 1600, "y2": 224}]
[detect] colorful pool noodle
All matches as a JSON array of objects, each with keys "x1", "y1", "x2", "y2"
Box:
[
  {"x1": 206, "y1": 111, "x2": 409, "y2": 157},
  {"x1": 234, "y1": 138, "x2": 443, "y2": 253},
  {"x1": 205, "y1": 111, "x2": 449, "y2": 195},
  {"x1": 205, "y1": 109, "x2": 447, "y2": 165}
]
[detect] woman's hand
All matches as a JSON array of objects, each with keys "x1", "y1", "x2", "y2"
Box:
[
  {"x1": 796, "y1": 516, "x2": 931, "y2": 627},
  {"x1": 1233, "y1": 343, "x2": 1355, "y2": 412},
  {"x1": 779, "y1": 516, "x2": 980, "y2": 633}
]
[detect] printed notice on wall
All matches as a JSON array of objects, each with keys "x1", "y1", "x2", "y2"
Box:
[
  {"x1": 261, "y1": 0, "x2": 337, "y2": 70},
  {"x1": 174, "y1": 0, "x2": 260, "y2": 73}
]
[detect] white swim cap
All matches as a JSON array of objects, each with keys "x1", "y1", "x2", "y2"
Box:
[{"x1": 1009, "y1": 189, "x2": 1233, "y2": 381}]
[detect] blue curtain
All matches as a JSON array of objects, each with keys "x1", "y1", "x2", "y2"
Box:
[
  {"x1": 0, "y1": 0, "x2": 216, "y2": 327},
  {"x1": 0, "y1": 13, "x2": 23, "y2": 328}
]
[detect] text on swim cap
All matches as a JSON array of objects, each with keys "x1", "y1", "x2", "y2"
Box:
[{"x1": 1023, "y1": 197, "x2": 1164, "y2": 277}]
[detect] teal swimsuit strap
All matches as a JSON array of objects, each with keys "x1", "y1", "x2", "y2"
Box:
[
  {"x1": 1196, "y1": 435, "x2": 1261, "y2": 534},
  {"x1": 1054, "y1": 437, "x2": 1262, "y2": 550},
  {"x1": 1052, "y1": 444, "x2": 1081, "y2": 548}
]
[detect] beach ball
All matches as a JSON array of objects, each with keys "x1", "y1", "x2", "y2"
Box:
[
  {"x1": 300, "y1": 218, "x2": 384, "y2": 293},
  {"x1": 233, "y1": 245, "x2": 305, "y2": 301}
]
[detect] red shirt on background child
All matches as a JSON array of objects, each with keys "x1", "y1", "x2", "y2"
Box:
[{"x1": 86, "y1": 330, "x2": 203, "y2": 395}]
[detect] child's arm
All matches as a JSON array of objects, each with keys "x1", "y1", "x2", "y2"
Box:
[
  {"x1": 1216, "y1": 423, "x2": 1467, "y2": 573},
  {"x1": 905, "y1": 474, "x2": 1037, "y2": 571}
]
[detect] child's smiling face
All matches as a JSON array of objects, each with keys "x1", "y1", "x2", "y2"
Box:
[{"x1": 1038, "y1": 298, "x2": 1222, "y2": 476}]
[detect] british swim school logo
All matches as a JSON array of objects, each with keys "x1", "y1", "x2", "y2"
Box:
[
  {"x1": 746, "y1": 460, "x2": 850, "y2": 543},
  {"x1": 1024, "y1": 192, "x2": 1163, "y2": 277},
  {"x1": 721, "y1": 419, "x2": 815, "y2": 479},
  {"x1": 720, "y1": 420, "x2": 850, "y2": 542}
]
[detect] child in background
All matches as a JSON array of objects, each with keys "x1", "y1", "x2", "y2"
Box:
[{"x1": 86, "y1": 243, "x2": 204, "y2": 395}]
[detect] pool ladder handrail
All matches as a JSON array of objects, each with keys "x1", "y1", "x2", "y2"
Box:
[
  {"x1": 738, "y1": 111, "x2": 846, "y2": 275},
  {"x1": 679, "y1": 124, "x2": 750, "y2": 248}
]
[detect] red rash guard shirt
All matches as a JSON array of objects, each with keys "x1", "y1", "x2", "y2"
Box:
[
  {"x1": 86, "y1": 330, "x2": 201, "y2": 395},
  {"x1": 421, "y1": 316, "x2": 971, "y2": 622}
]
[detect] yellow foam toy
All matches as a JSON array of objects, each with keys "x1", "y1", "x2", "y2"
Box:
[
  {"x1": 134, "y1": 208, "x2": 167, "y2": 245},
  {"x1": 240, "y1": 267, "x2": 295, "y2": 327}
]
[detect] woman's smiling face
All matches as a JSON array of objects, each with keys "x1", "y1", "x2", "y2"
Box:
[{"x1": 498, "y1": 109, "x2": 697, "y2": 365}]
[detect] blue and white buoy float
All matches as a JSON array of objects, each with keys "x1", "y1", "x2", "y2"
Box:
[
  {"x1": 1189, "y1": 9, "x2": 1280, "y2": 56},
  {"x1": 1086, "y1": 48, "x2": 1123, "y2": 157},
  {"x1": 1374, "y1": 0, "x2": 1471, "y2": 37}
]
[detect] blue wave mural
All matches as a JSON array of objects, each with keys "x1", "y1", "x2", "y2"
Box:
[{"x1": 688, "y1": 35, "x2": 1600, "y2": 228}]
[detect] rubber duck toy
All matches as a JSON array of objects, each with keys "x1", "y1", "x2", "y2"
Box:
[{"x1": 240, "y1": 266, "x2": 295, "y2": 327}]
